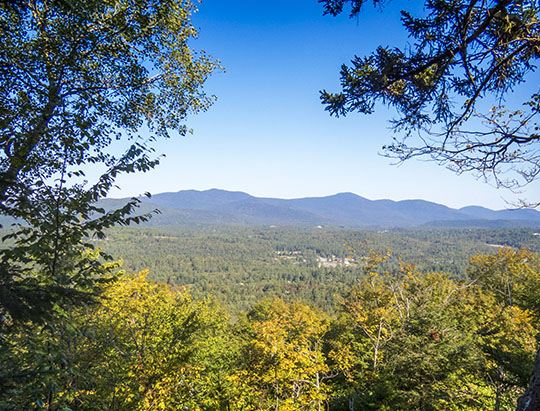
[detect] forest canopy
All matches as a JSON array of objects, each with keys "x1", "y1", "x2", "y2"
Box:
[
  {"x1": 1, "y1": 245, "x2": 539, "y2": 409},
  {"x1": 2, "y1": 0, "x2": 540, "y2": 409}
]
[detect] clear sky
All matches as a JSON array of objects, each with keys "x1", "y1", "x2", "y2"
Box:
[{"x1": 110, "y1": 0, "x2": 539, "y2": 210}]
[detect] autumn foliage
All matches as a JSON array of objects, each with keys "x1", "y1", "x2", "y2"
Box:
[{"x1": 0, "y1": 247, "x2": 538, "y2": 410}]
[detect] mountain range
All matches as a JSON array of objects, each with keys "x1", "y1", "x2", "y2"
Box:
[{"x1": 100, "y1": 189, "x2": 540, "y2": 228}]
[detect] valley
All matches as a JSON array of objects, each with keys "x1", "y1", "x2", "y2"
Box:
[{"x1": 97, "y1": 225, "x2": 540, "y2": 312}]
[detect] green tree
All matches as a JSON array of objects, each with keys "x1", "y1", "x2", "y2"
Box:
[
  {"x1": 82, "y1": 271, "x2": 236, "y2": 410},
  {"x1": 0, "y1": 0, "x2": 217, "y2": 323},
  {"x1": 321, "y1": 3, "x2": 540, "y2": 406},
  {"x1": 336, "y1": 250, "x2": 404, "y2": 374},
  {"x1": 0, "y1": 270, "x2": 237, "y2": 410},
  {"x1": 0, "y1": 254, "x2": 122, "y2": 410},
  {"x1": 320, "y1": 0, "x2": 540, "y2": 192},
  {"x1": 379, "y1": 272, "x2": 491, "y2": 411},
  {"x1": 329, "y1": 249, "x2": 537, "y2": 410},
  {"x1": 469, "y1": 247, "x2": 540, "y2": 312},
  {"x1": 237, "y1": 298, "x2": 332, "y2": 410},
  {"x1": 469, "y1": 248, "x2": 540, "y2": 410},
  {"x1": 0, "y1": 1, "x2": 218, "y2": 405}
]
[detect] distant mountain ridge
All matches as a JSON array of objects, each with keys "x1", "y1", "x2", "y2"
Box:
[{"x1": 111, "y1": 188, "x2": 540, "y2": 228}]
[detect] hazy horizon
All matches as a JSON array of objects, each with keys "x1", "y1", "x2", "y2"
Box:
[
  {"x1": 109, "y1": 187, "x2": 532, "y2": 212},
  {"x1": 105, "y1": 0, "x2": 540, "y2": 210}
]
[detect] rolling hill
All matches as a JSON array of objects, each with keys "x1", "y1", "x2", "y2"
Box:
[
  {"x1": 3, "y1": 189, "x2": 539, "y2": 230},
  {"x1": 114, "y1": 189, "x2": 540, "y2": 228}
]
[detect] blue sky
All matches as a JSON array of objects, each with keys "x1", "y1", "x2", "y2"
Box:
[{"x1": 111, "y1": 0, "x2": 539, "y2": 210}]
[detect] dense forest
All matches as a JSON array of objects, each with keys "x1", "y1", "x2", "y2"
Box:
[
  {"x1": 3, "y1": 0, "x2": 540, "y2": 409},
  {"x1": 2, "y1": 226, "x2": 540, "y2": 409},
  {"x1": 97, "y1": 226, "x2": 540, "y2": 312}
]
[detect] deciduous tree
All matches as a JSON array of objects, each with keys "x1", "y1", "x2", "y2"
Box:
[
  {"x1": 0, "y1": 0, "x2": 218, "y2": 323},
  {"x1": 238, "y1": 298, "x2": 332, "y2": 410}
]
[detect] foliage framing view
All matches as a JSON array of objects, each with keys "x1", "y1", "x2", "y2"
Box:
[
  {"x1": 320, "y1": 0, "x2": 540, "y2": 194},
  {"x1": 2, "y1": 238, "x2": 540, "y2": 409},
  {"x1": 320, "y1": 0, "x2": 540, "y2": 408},
  {"x1": 1, "y1": 0, "x2": 540, "y2": 409},
  {"x1": 0, "y1": 0, "x2": 217, "y2": 322}
]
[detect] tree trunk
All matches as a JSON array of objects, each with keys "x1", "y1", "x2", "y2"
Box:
[{"x1": 516, "y1": 348, "x2": 540, "y2": 411}]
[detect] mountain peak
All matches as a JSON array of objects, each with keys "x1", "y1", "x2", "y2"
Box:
[
  {"x1": 128, "y1": 189, "x2": 540, "y2": 228},
  {"x1": 332, "y1": 192, "x2": 363, "y2": 199}
]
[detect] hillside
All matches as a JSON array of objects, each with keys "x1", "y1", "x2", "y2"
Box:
[{"x1": 109, "y1": 189, "x2": 540, "y2": 228}]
